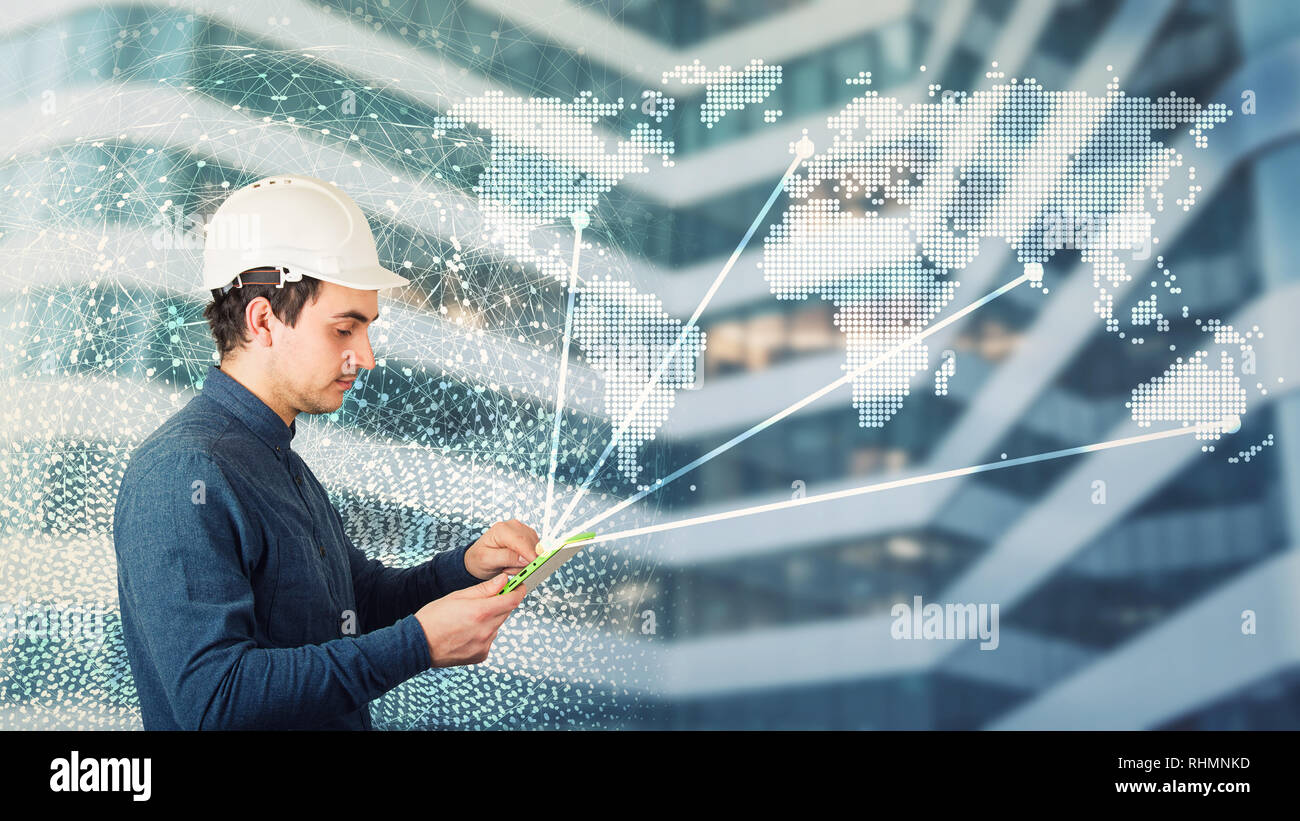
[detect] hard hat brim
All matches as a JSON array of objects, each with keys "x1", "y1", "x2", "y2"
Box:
[{"x1": 305, "y1": 265, "x2": 410, "y2": 291}]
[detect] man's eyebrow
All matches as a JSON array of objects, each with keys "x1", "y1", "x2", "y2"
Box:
[{"x1": 331, "y1": 310, "x2": 379, "y2": 323}]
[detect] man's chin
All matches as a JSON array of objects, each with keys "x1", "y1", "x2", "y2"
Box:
[{"x1": 302, "y1": 394, "x2": 346, "y2": 416}]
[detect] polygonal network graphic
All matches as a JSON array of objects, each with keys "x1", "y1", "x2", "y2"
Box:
[{"x1": 0, "y1": 1, "x2": 1269, "y2": 731}]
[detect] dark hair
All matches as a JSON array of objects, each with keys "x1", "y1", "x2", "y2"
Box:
[{"x1": 203, "y1": 268, "x2": 324, "y2": 359}]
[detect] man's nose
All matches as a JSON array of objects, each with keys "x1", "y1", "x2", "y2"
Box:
[
  {"x1": 353, "y1": 333, "x2": 377, "y2": 371},
  {"x1": 344, "y1": 335, "x2": 376, "y2": 373}
]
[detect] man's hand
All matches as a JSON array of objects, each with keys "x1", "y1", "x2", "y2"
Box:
[
  {"x1": 414, "y1": 573, "x2": 526, "y2": 668},
  {"x1": 464, "y1": 518, "x2": 544, "y2": 580}
]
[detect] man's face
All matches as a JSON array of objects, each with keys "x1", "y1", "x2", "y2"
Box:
[{"x1": 268, "y1": 281, "x2": 379, "y2": 416}]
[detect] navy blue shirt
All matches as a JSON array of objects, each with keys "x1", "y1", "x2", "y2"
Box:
[{"x1": 113, "y1": 365, "x2": 480, "y2": 730}]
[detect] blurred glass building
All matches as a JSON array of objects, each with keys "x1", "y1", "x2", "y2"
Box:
[{"x1": 2, "y1": 0, "x2": 1299, "y2": 729}]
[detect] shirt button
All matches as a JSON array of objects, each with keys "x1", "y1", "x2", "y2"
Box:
[
  {"x1": 317, "y1": 544, "x2": 326, "y2": 558},
  {"x1": 295, "y1": 475, "x2": 302, "y2": 485}
]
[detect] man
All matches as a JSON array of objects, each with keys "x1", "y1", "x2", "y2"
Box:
[{"x1": 113, "y1": 173, "x2": 543, "y2": 729}]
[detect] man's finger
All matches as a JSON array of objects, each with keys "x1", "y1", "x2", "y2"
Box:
[
  {"x1": 485, "y1": 607, "x2": 513, "y2": 631},
  {"x1": 464, "y1": 574, "x2": 525, "y2": 609},
  {"x1": 518, "y1": 521, "x2": 540, "y2": 546},
  {"x1": 494, "y1": 544, "x2": 535, "y2": 567},
  {"x1": 500, "y1": 523, "x2": 537, "y2": 557},
  {"x1": 486, "y1": 583, "x2": 526, "y2": 614},
  {"x1": 492, "y1": 519, "x2": 543, "y2": 560},
  {"x1": 465, "y1": 572, "x2": 510, "y2": 598}
]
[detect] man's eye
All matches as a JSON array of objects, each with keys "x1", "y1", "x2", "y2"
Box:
[{"x1": 337, "y1": 329, "x2": 352, "y2": 337}]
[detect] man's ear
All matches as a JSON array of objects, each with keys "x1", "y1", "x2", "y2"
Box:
[{"x1": 244, "y1": 296, "x2": 277, "y2": 350}]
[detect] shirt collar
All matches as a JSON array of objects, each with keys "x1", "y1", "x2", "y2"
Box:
[{"x1": 201, "y1": 365, "x2": 296, "y2": 455}]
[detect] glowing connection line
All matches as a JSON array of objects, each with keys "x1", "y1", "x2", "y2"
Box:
[
  {"x1": 559, "y1": 271, "x2": 1033, "y2": 541},
  {"x1": 551, "y1": 152, "x2": 806, "y2": 536},
  {"x1": 541, "y1": 216, "x2": 587, "y2": 541},
  {"x1": 580, "y1": 419, "x2": 1237, "y2": 547}
]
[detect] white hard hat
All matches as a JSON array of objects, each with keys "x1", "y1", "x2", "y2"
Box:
[{"x1": 202, "y1": 173, "x2": 409, "y2": 293}]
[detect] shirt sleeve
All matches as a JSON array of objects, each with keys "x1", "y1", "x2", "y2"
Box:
[
  {"x1": 113, "y1": 449, "x2": 432, "y2": 731},
  {"x1": 332, "y1": 505, "x2": 482, "y2": 634}
]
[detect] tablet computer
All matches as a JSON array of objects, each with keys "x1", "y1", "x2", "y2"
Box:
[{"x1": 499, "y1": 531, "x2": 596, "y2": 595}]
